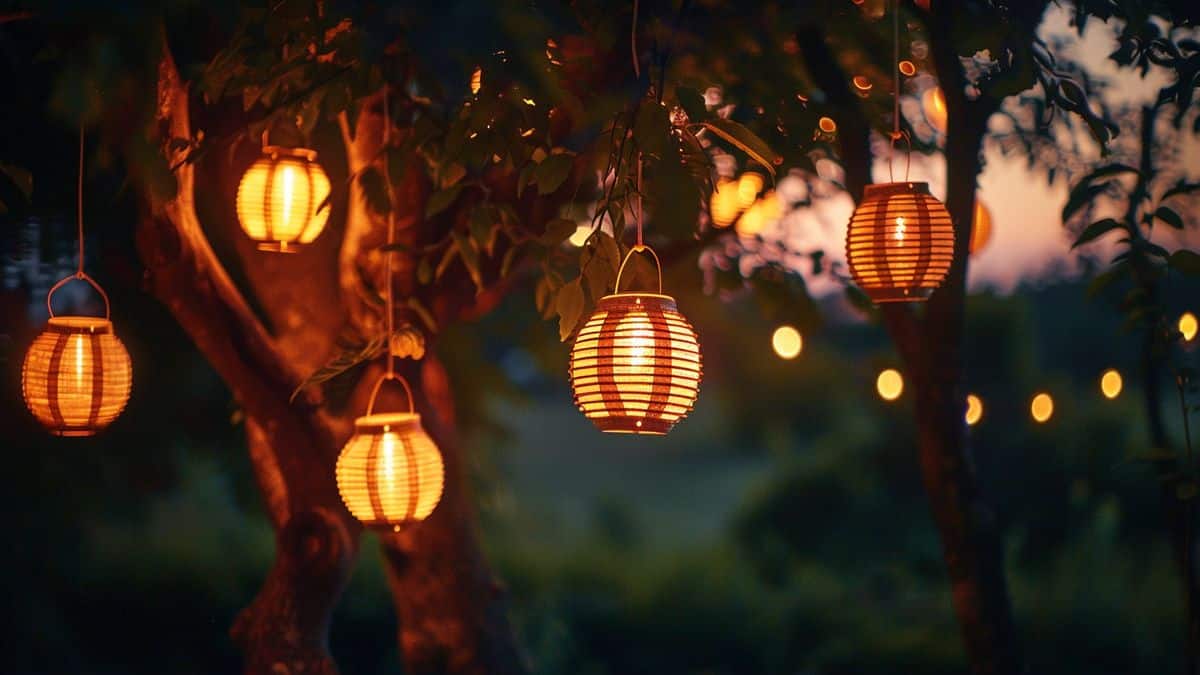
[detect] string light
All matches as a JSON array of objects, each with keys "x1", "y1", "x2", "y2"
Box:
[
  {"x1": 877, "y1": 369, "x2": 903, "y2": 401},
  {"x1": 1100, "y1": 369, "x2": 1123, "y2": 399},
  {"x1": 1180, "y1": 312, "x2": 1198, "y2": 342},
  {"x1": 1031, "y1": 392, "x2": 1054, "y2": 423},
  {"x1": 965, "y1": 394, "x2": 983, "y2": 426}
]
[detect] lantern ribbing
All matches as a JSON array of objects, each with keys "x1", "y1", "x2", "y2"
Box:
[
  {"x1": 846, "y1": 182, "x2": 954, "y2": 302},
  {"x1": 235, "y1": 141, "x2": 331, "y2": 252}
]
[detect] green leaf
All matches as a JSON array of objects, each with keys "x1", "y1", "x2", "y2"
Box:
[
  {"x1": 1169, "y1": 249, "x2": 1200, "y2": 276},
  {"x1": 425, "y1": 184, "x2": 464, "y2": 219},
  {"x1": 407, "y1": 297, "x2": 438, "y2": 333},
  {"x1": 1154, "y1": 206, "x2": 1184, "y2": 230},
  {"x1": 701, "y1": 119, "x2": 781, "y2": 178},
  {"x1": 676, "y1": 86, "x2": 707, "y2": 123},
  {"x1": 540, "y1": 218, "x2": 578, "y2": 247},
  {"x1": 556, "y1": 278, "x2": 585, "y2": 341},
  {"x1": 535, "y1": 153, "x2": 573, "y2": 195},
  {"x1": 290, "y1": 333, "x2": 386, "y2": 403},
  {"x1": 1071, "y1": 218, "x2": 1123, "y2": 249},
  {"x1": 453, "y1": 231, "x2": 483, "y2": 290},
  {"x1": 1062, "y1": 182, "x2": 1108, "y2": 223}
]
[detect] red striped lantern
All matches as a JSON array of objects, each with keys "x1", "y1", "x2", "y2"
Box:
[
  {"x1": 336, "y1": 374, "x2": 444, "y2": 530},
  {"x1": 22, "y1": 275, "x2": 132, "y2": 436},
  {"x1": 845, "y1": 181, "x2": 954, "y2": 303},
  {"x1": 568, "y1": 247, "x2": 702, "y2": 435}
]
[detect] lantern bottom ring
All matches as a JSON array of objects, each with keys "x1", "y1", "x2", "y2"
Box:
[
  {"x1": 862, "y1": 286, "x2": 934, "y2": 303},
  {"x1": 256, "y1": 241, "x2": 301, "y2": 253}
]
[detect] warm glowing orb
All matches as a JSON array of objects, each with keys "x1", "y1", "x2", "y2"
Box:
[
  {"x1": 877, "y1": 369, "x2": 903, "y2": 401},
  {"x1": 710, "y1": 178, "x2": 740, "y2": 228},
  {"x1": 736, "y1": 173, "x2": 764, "y2": 209},
  {"x1": 772, "y1": 325, "x2": 803, "y2": 360},
  {"x1": 923, "y1": 86, "x2": 947, "y2": 133},
  {"x1": 1180, "y1": 312, "x2": 1198, "y2": 342},
  {"x1": 818, "y1": 116, "x2": 837, "y2": 133},
  {"x1": 965, "y1": 394, "x2": 983, "y2": 426},
  {"x1": 1100, "y1": 369, "x2": 1123, "y2": 399},
  {"x1": 898, "y1": 60, "x2": 917, "y2": 76},
  {"x1": 969, "y1": 200, "x2": 992, "y2": 255},
  {"x1": 1031, "y1": 393, "x2": 1054, "y2": 423}
]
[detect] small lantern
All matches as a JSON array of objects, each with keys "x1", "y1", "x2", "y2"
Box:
[
  {"x1": 236, "y1": 145, "x2": 331, "y2": 252},
  {"x1": 336, "y1": 374, "x2": 444, "y2": 529},
  {"x1": 846, "y1": 182, "x2": 954, "y2": 303},
  {"x1": 569, "y1": 246, "x2": 702, "y2": 435},
  {"x1": 22, "y1": 275, "x2": 132, "y2": 436}
]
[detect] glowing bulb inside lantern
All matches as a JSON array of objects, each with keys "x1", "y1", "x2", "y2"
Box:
[
  {"x1": 1181, "y1": 312, "x2": 1198, "y2": 342},
  {"x1": 73, "y1": 334, "x2": 84, "y2": 391},
  {"x1": 1100, "y1": 369, "x2": 1122, "y2": 399},
  {"x1": 894, "y1": 216, "x2": 907, "y2": 241},
  {"x1": 381, "y1": 431, "x2": 396, "y2": 498},
  {"x1": 614, "y1": 310, "x2": 655, "y2": 416},
  {"x1": 1031, "y1": 393, "x2": 1054, "y2": 423},
  {"x1": 772, "y1": 325, "x2": 803, "y2": 360},
  {"x1": 965, "y1": 394, "x2": 983, "y2": 426}
]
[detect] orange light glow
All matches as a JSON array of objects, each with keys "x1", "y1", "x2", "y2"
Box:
[
  {"x1": 877, "y1": 369, "x2": 903, "y2": 401},
  {"x1": 898, "y1": 60, "x2": 917, "y2": 76},
  {"x1": 846, "y1": 182, "x2": 955, "y2": 303},
  {"x1": 236, "y1": 147, "x2": 331, "y2": 252},
  {"x1": 852, "y1": 75, "x2": 873, "y2": 91},
  {"x1": 22, "y1": 317, "x2": 132, "y2": 436},
  {"x1": 969, "y1": 199, "x2": 993, "y2": 255},
  {"x1": 923, "y1": 86, "x2": 947, "y2": 133},
  {"x1": 965, "y1": 394, "x2": 983, "y2": 426},
  {"x1": 1100, "y1": 369, "x2": 1123, "y2": 399},
  {"x1": 1031, "y1": 393, "x2": 1054, "y2": 423},
  {"x1": 818, "y1": 116, "x2": 837, "y2": 133},
  {"x1": 736, "y1": 191, "x2": 780, "y2": 237},
  {"x1": 710, "y1": 178, "x2": 741, "y2": 228},
  {"x1": 470, "y1": 66, "x2": 482, "y2": 94},
  {"x1": 1180, "y1": 312, "x2": 1198, "y2": 342},
  {"x1": 337, "y1": 413, "x2": 445, "y2": 529},
  {"x1": 736, "y1": 173, "x2": 764, "y2": 209},
  {"x1": 772, "y1": 325, "x2": 803, "y2": 360}
]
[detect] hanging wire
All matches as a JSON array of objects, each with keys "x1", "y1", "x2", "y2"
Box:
[
  {"x1": 635, "y1": 151, "x2": 644, "y2": 249},
  {"x1": 382, "y1": 88, "x2": 396, "y2": 378},
  {"x1": 631, "y1": 0, "x2": 641, "y2": 80},
  {"x1": 887, "y1": 0, "x2": 910, "y2": 183},
  {"x1": 77, "y1": 125, "x2": 85, "y2": 276}
]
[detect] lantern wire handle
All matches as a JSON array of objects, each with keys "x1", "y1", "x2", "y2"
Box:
[
  {"x1": 365, "y1": 371, "x2": 416, "y2": 416},
  {"x1": 635, "y1": 150, "x2": 644, "y2": 248},
  {"x1": 45, "y1": 125, "x2": 111, "y2": 320},
  {"x1": 614, "y1": 245, "x2": 663, "y2": 295}
]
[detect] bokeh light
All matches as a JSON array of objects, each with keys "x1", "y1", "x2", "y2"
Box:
[
  {"x1": 922, "y1": 86, "x2": 947, "y2": 133},
  {"x1": 710, "y1": 178, "x2": 740, "y2": 228},
  {"x1": 772, "y1": 325, "x2": 803, "y2": 360},
  {"x1": 1180, "y1": 312, "x2": 1198, "y2": 342},
  {"x1": 1100, "y1": 369, "x2": 1123, "y2": 399},
  {"x1": 969, "y1": 200, "x2": 992, "y2": 255},
  {"x1": 470, "y1": 66, "x2": 482, "y2": 95},
  {"x1": 877, "y1": 369, "x2": 903, "y2": 401},
  {"x1": 818, "y1": 116, "x2": 837, "y2": 133},
  {"x1": 965, "y1": 394, "x2": 983, "y2": 426},
  {"x1": 569, "y1": 223, "x2": 592, "y2": 247},
  {"x1": 852, "y1": 75, "x2": 873, "y2": 91},
  {"x1": 736, "y1": 173, "x2": 764, "y2": 209},
  {"x1": 898, "y1": 60, "x2": 917, "y2": 76},
  {"x1": 1031, "y1": 392, "x2": 1054, "y2": 423}
]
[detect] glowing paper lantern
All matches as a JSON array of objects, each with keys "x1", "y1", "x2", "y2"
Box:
[
  {"x1": 772, "y1": 325, "x2": 803, "y2": 360},
  {"x1": 569, "y1": 248, "x2": 702, "y2": 434},
  {"x1": 1031, "y1": 392, "x2": 1054, "y2": 423},
  {"x1": 336, "y1": 375, "x2": 444, "y2": 529},
  {"x1": 710, "y1": 178, "x2": 741, "y2": 228},
  {"x1": 22, "y1": 278, "x2": 132, "y2": 436},
  {"x1": 877, "y1": 368, "x2": 903, "y2": 401},
  {"x1": 236, "y1": 145, "x2": 331, "y2": 252},
  {"x1": 1181, "y1": 312, "x2": 1198, "y2": 342},
  {"x1": 1100, "y1": 369, "x2": 1122, "y2": 399},
  {"x1": 736, "y1": 173, "x2": 764, "y2": 210},
  {"x1": 846, "y1": 182, "x2": 955, "y2": 303},
  {"x1": 965, "y1": 394, "x2": 983, "y2": 426},
  {"x1": 969, "y1": 200, "x2": 992, "y2": 255}
]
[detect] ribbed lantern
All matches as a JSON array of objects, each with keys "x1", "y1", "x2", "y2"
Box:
[
  {"x1": 22, "y1": 277, "x2": 132, "y2": 436},
  {"x1": 236, "y1": 145, "x2": 331, "y2": 252},
  {"x1": 845, "y1": 181, "x2": 954, "y2": 303},
  {"x1": 336, "y1": 375, "x2": 444, "y2": 530},
  {"x1": 569, "y1": 247, "x2": 702, "y2": 435}
]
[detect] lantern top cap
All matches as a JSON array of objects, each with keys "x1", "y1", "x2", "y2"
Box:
[
  {"x1": 262, "y1": 145, "x2": 319, "y2": 162},
  {"x1": 354, "y1": 411, "x2": 423, "y2": 433},
  {"x1": 45, "y1": 316, "x2": 113, "y2": 333},
  {"x1": 597, "y1": 292, "x2": 679, "y2": 312},
  {"x1": 863, "y1": 181, "x2": 933, "y2": 199}
]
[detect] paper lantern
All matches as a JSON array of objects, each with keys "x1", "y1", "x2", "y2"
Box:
[
  {"x1": 969, "y1": 199, "x2": 992, "y2": 255},
  {"x1": 236, "y1": 145, "x2": 331, "y2": 252},
  {"x1": 22, "y1": 278, "x2": 131, "y2": 436},
  {"x1": 846, "y1": 182, "x2": 955, "y2": 303},
  {"x1": 336, "y1": 375, "x2": 444, "y2": 529},
  {"x1": 569, "y1": 247, "x2": 702, "y2": 435}
]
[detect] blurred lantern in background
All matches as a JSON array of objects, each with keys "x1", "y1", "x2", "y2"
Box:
[
  {"x1": 969, "y1": 199, "x2": 993, "y2": 255},
  {"x1": 965, "y1": 393, "x2": 983, "y2": 426},
  {"x1": 877, "y1": 368, "x2": 903, "y2": 401},
  {"x1": 846, "y1": 182, "x2": 954, "y2": 303},
  {"x1": 922, "y1": 86, "x2": 947, "y2": 133},
  {"x1": 336, "y1": 375, "x2": 445, "y2": 530},
  {"x1": 236, "y1": 144, "x2": 331, "y2": 252},
  {"x1": 772, "y1": 325, "x2": 803, "y2": 360},
  {"x1": 569, "y1": 247, "x2": 702, "y2": 435},
  {"x1": 1031, "y1": 392, "x2": 1054, "y2": 423},
  {"x1": 736, "y1": 190, "x2": 780, "y2": 237},
  {"x1": 1180, "y1": 312, "x2": 1198, "y2": 342},
  {"x1": 736, "y1": 173, "x2": 764, "y2": 210},
  {"x1": 1100, "y1": 369, "x2": 1123, "y2": 399},
  {"x1": 710, "y1": 178, "x2": 740, "y2": 228}
]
